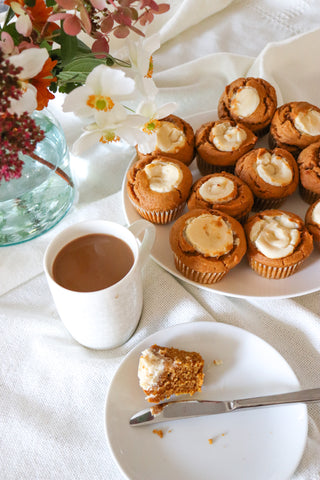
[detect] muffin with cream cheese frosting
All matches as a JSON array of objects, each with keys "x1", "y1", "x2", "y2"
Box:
[
  {"x1": 297, "y1": 140, "x2": 320, "y2": 204},
  {"x1": 244, "y1": 209, "x2": 313, "y2": 279},
  {"x1": 269, "y1": 102, "x2": 320, "y2": 157},
  {"x1": 169, "y1": 208, "x2": 247, "y2": 284},
  {"x1": 234, "y1": 147, "x2": 299, "y2": 210},
  {"x1": 305, "y1": 199, "x2": 320, "y2": 249},
  {"x1": 218, "y1": 77, "x2": 277, "y2": 136},
  {"x1": 187, "y1": 172, "x2": 254, "y2": 224},
  {"x1": 136, "y1": 114, "x2": 195, "y2": 166},
  {"x1": 195, "y1": 119, "x2": 258, "y2": 174},
  {"x1": 126, "y1": 155, "x2": 193, "y2": 224}
]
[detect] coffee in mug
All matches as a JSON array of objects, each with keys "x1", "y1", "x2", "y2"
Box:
[{"x1": 52, "y1": 233, "x2": 135, "y2": 292}]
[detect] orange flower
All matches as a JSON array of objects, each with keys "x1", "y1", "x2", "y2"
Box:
[
  {"x1": 28, "y1": 0, "x2": 59, "y2": 34},
  {"x1": 30, "y1": 57, "x2": 57, "y2": 110}
]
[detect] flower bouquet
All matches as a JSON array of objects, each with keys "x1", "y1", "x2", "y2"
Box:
[{"x1": 0, "y1": 0, "x2": 172, "y2": 245}]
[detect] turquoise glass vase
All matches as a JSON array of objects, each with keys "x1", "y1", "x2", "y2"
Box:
[{"x1": 0, "y1": 110, "x2": 75, "y2": 246}]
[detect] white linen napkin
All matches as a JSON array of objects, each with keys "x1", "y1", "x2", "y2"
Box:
[{"x1": 107, "y1": 0, "x2": 234, "y2": 52}]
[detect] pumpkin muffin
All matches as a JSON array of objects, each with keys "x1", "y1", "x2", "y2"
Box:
[
  {"x1": 187, "y1": 172, "x2": 254, "y2": 223},
  {"x1": 169, "y1": 208, "x2": 247, "y2": 284},
  {"x1": 126, "y1": 155, "x2": 193, "y2": 224},
  {"x1": 195, "y1": 119, "x2": 258, "y2": 174},
  {"x1": 234, "y1": 147, "x2": 299, "y2": 210},
  {"x1": 269, "y1": 102, "x2": 320, "y2": 157},
  {"x1": 305, "y1": 198, "x2": 320, "y2": 249},
  {"x1": 218, "y1": 77, "x2": 277, "y2": 136},
  {"x1": 138, "y1": 344, "x2": 204, "y2": 403},
  {"x1": 244, "y1": 209, "x2": 313, "y2": 279},
  {"x1": 136, "y1": 114, "x2": 195, "y2": 166},
  {"x1": 297, "y1": 140, "x2": 320, "y2": 204}
]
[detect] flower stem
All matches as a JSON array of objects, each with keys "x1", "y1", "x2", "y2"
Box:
[{"x1": 29, "y1": 152, "x2": 74, "y2": 188}]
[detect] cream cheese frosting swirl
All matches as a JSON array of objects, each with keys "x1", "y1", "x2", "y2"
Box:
[
  {"x1": 138, "y1": 349, "x2": 165, "y2": 390},
  {"x1": 294, "y1": 109, "x2": 320, "y2": 136},
  {"x1": 144, "y1": 160, "x2": 183, "y2": 193},
  {"x1": 156, "y1": 121, "x2": 186, "y2": 153},
  {"x1": 199, "y1": 176, "x2": 236, "y2": 203},
  {"x1": 184, "y1": 213, "x2": 234, "y2": 257},
  {"x1": 312, "y1": 201, "x2": 320, "y2": 224},
  {"x1": 210, "y1": 121, "x2": 247, "y2": 151},
  {"x1": 230, "y1": 86, "x2": 260, "y2": 118},
  {"x1": 249, "y1": 214, "x2": 300, "y2": 259},
  {"x1": 255, "y1": 151, "x2": 293, "y2": 186}
]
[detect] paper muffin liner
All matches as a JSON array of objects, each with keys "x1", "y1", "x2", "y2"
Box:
[
  {"x1": 252, "y1": 196, "x2": 285, "y2": 211},
  {"x1": 235, "y1": 211, "x2": 250, "y2": 225},
  {"x1": 129, "y1": 199, "x2": 185, "y2": 225},
  {"x1": 196, "y1": 155, "x2": 234, "y2": 176},
  {"x1": 248, "y1": 258, "x2": 303, "y2": 279},
  {"x1": 174, "y1": 255, "x2": 226, "y2": 284},
  {"x1": 299, "y1": 184, "x2": 320, "y2": 205}
]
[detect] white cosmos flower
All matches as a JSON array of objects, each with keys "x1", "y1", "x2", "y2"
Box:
[
  {"x1": 127, "y1": 33, "x2": 160, "y2": 96},
  {"x1": 72, "y1": 104, "x2": 146, "y2": 154},
  {"x1": 135, "y1": 98, "x2": 177, "y2": 154},
  {"x1": 8, "y1": 48, "x2": 49, "y2": 115},
  {"x1": 127, "y1": 33, "x2": 160, "y2": 77},
  {"x1": 63, "y1": 64, "x2": 135, "y2": 121}
]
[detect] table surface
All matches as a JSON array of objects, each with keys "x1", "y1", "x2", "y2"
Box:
[{"x1": 1, "y1": 1, "x2": 320, "y2": 479}]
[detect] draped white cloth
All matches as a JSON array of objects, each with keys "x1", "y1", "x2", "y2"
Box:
[{"x1": 1, "y1": 1, "x2": 320, "y2": 478}]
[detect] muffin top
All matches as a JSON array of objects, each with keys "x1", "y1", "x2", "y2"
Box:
[
  {"x1": 126, "y1": 155, "x2": 193, "y2": 211},
  {"x1": 244, "y1": 209, "x2": 313, "y2": 266},
  {"x1": 136, "y1": 114, "x2": 195, "y2": 166},
  {"x1": 218, "y1": 77, "x2": 277, "y2": 135},
  {"x1": 305, "y1": 199, "x2": 320, "y2": 241},
  {"x1": 169, "y1": 208, "x2": 246, "y2": 273},
  {"x1": 187, "y1": 172, "x2": 254, "y2": 219},
  {"x1": 270, "y1": 102, "x2": 320, "y2": 155},
  {"x1": 234, "y1": 147, "x2": 299, "y2": 200},
  {"x1": 195, "y1": 119, "x2": 257, "y2": 166},
  {"x1": 297, "y1": 140, "x2": 320, "y2": 195}
]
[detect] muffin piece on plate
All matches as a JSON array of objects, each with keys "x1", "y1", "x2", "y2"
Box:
[
  {"x1": 297, "y1": 140, "x2": 320, "y2": 204},
  {"x1": 169, "y1": 208, "x2": 247, "y2": 284},
  {"x1": 126, "y1": 155, "x2": 193, "y2": 224},
  {"x1": 269, "y1": 102, "x2": 320, "y2": 157},
  {"x1": 195, "y1": 119, "x2": 257, "y2": 174},
  {"x1": 136, "y1": 114, "x2": 195, "y2": 166},
  {"x1": 305, "y1": 198, "x2": 320, "y2": 249},
  {"x1": 218, "y1": 77, "x2": 277, "y2": 136},
  {"x1": 187, "y1": 172, "x2": 254, "y2": 224},
  {"x1": 244, "y1": 209, "x2": 313, "y2": 279},
  {"x1": 138, "y1": 344, "x2": 205, "y2": 403},
  {"x1": 234, "y1": 147, "x2": 299, "y2": 210}
]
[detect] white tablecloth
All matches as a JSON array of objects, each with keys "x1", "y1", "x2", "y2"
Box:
[{"x1": 1, "y1": 1, "x2": 320, "y2": 479}]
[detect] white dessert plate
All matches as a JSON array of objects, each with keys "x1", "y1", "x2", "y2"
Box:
[
  {"x1": 105, "y1": 321, "x2": 308, "y2": 480},
  {"x1": 122, "y1": 110, "x2": 320, "y2": 299}
]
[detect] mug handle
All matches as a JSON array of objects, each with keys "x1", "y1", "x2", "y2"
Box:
[{"x1": 128, "y1": 220, "x2": 156, "y2": 268}]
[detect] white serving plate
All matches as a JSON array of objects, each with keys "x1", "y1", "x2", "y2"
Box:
[
  {"x1": 122, "y1": 110, "x2": 319, "y2": 299},
  {"x1": 105, "y1": 321, "x2": 308, "y2": 480}
]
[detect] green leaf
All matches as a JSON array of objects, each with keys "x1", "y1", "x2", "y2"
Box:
[
  {"x1": 3, "y1": 7, "x2": 16, "y2": 27},
  {"x1": 57, "y1": 57, "x2": 106, "y2": 85},
  {"x1": 60, "y1": 31, "x2": 79, "y2": 66}
]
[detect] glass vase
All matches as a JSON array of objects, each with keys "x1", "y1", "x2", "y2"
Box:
[{"x1": 0, "y1": 110, "x2": 75, "y2": 247}]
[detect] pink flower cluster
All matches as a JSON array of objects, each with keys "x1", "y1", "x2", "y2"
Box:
[
  {"x1": 49, "y1": 0, "x2": 170, "y2": 56},
  {"x1": 0, "y1": 51, "x2": 45, "y2": 182}
]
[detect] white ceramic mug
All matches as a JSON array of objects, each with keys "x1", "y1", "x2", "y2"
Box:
[{"x1": 43, "y1": 219, "x2": 155, "y2": 349}]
